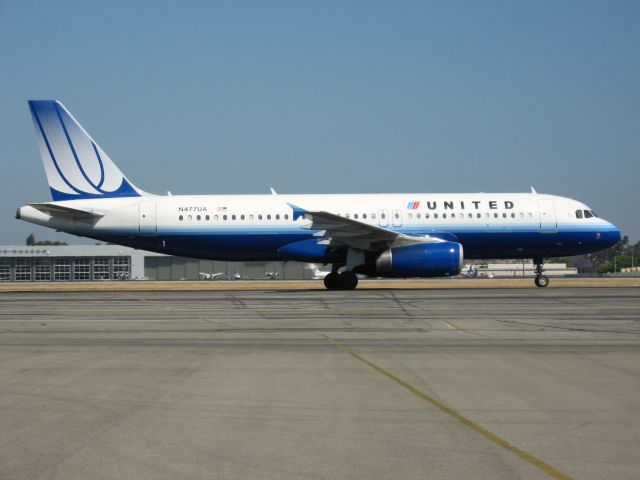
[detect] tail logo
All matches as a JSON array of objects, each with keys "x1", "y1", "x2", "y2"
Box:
[{"x1": 29, "y1": 100, "x2": 142, "y2": 201}]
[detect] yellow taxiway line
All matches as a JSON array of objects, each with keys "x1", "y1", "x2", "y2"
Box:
[{"x1": 322, "y1": 334, "x2": 573, "y2": 480}]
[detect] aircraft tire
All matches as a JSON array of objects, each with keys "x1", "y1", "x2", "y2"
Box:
[
  {"x1": 534, "y1": 275, "x2": 549, "y2": 288},
  {"x1": 338, "y1": 271, "x2": 359, "y2": 290},
  {"x1": 324, "y1": 272, "x2": 341, "y2": 290}
]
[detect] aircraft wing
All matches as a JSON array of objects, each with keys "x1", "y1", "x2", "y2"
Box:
[
  {"x1": 29, "y1": 203, "x2": 104, "y2": 220},
  {"x1": 288, "y1": 203, "x2": 446, "y2": 251}
]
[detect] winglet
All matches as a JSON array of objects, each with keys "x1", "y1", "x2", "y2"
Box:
[{"x1": 287, "y1": 203, "x2": 307, "y2": 221}]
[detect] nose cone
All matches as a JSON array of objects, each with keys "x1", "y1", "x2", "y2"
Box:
[{"x1": 601, "y1": 223, "x2": 622, "y2": 248}]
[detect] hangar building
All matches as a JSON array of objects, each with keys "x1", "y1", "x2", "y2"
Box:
[{"x1": 0, "y1": 245, "x2": 315, "y2": 282}]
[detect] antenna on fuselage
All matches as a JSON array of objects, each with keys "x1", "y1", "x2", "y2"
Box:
[
  {"x1": 530, "y1": 186, "x2": 537, "y2": 194},
  {"x1": 270, "y1": 187, "x2": 278, "y2": 195}
]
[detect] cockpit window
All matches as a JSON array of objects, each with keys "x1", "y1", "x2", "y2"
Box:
[
  {"x1": 575, "y1": 210, "x2": 583, "y2": 219},
  {"x1": 583, "y1": 210, "x2": 593, "y2": 218},
  {"x1": 590, "y1": 210, "x2": 597, "y2": 217}
]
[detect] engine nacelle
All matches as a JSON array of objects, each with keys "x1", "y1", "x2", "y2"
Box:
[{"x1": 373, "y1": 241, "x2": 463, "y2": 277}]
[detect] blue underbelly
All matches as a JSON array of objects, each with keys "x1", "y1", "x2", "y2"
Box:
[{"x1": 93, "y1": 226, "x2": 618, "y2": 261}]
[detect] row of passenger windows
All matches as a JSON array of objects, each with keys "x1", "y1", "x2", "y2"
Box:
[
  {"x1": 178, "y1": 211, "x2": 537, "y2": 222},
  {"x1": 405, "y1": 212, "x2": 533, "y2": 219},
  {"x1": 576, "y1": 209, "x2": 597, "y2": 219},
  {"x1": 179, "y1": 213, "x2": 290, "y2": 222}
]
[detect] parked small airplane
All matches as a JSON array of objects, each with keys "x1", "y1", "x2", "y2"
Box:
[
  {"x1": 17, "y1": 100, "x2": 621, "y2": 289},
  {"x1": 306, "y1": 264, "x2": 330, "y2": 279},
  {"x1": 198, "y1": 272, "x2": 226, "y2": 280}
]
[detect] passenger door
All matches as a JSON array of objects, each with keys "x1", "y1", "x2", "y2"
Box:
[{"x1": 538, "y1": 199, "x2": 557, "y2": 233}]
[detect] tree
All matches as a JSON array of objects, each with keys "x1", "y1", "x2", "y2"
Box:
[{"x1": 25, "y1": 233, "x2": 35, "y2": 246}]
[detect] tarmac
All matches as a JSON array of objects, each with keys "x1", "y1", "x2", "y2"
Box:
[{"x1": 0, "y1": 285, "x2": 639, "y2": 479}]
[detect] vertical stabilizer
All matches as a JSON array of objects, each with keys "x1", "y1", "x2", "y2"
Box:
[{"x1": 28, "y1": 100, "x2": 148, "y2": 200}]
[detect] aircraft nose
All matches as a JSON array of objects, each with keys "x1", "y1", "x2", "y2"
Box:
[{"x1": 600, "y1": 223, "x2": 622, "y2": 247}]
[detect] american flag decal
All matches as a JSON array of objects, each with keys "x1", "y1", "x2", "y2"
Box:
[{"x1": 407, "y1": 201, "x2": 420, "y2": 210}]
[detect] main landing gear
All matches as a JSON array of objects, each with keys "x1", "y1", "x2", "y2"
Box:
[
  {"x1": 324, "y1": 270, "x2": 359, "y2": 290},
  {"x1": 533, "y1": 257, "x2": 549, "y2": 288}
]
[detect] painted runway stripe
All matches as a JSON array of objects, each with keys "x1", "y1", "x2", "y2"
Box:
[{"x1": 322, "y1": 334, "x2": 573, "y2": 480}]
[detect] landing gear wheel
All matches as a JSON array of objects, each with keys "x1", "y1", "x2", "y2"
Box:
[
  {"x1": 338, "y1": 271, "x2": 359, "y2": 290},
  {"x1": 535, "y1": 275, "x2": 549, "y2": 288},
  {"x1": 323, "y1": 272, "x2": 341, "y2": 290}
]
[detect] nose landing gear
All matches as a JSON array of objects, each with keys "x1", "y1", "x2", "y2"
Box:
[{"x1": 533, "y1": 257, "x2": 549, "y2": 287}]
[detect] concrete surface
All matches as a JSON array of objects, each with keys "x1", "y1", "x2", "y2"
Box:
[
  {"x1": 0, "y1": 288, "x2": 639, "y2": 479},
  {"x1": 1, "y1": 277, "x2": 639, "y2": 292}
]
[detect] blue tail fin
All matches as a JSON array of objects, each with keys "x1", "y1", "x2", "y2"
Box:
[{"x1": 28, "y1": 100, "x2": 147, "y2": 201}]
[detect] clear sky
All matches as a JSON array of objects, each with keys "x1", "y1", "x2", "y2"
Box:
[{"x1": 1, "y1": 0, "x2": 638, "y2": 244}]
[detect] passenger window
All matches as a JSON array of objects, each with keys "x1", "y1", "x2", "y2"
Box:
[
  {"x1": 345, "y1": 214, "x2": 350, "y2": 219},
  {"x1": 485, "y1": 213, "x2": 490, "y2": 218},
  {"x1": 371, "y1": 213, "x2": 376, "y2": 219},
  {"x1": 394, "y1": 213, "x2": 400, "y2": 219},
  {"x1": 425, "y1": 213, "x2": 430, "y2": 219},
  {"x1": 258, "y1": 214, "x2": 263, "y2": 220},
  {"x1": 205, "y1": 215, "x2": 210, "y2": 221},
  {"x1": 188, "y1": 215, "x2": 193, "y2": 221},
  {"x1": 276, "y1": 214, "x2": 280, "y2": 220},
  {"x1": 511, "y1": 213, "x2": 515, "y2": 218},
  {"x1": 284, "y1": 214, "x2": 289, "y2": 220},
  {"x1": 214, "y1": 215, "x2": 219, "y2": 220},
  {"x1": 416, "y1": 213, "x2": 421, "y2": 219},
  {"x1": 363, "y1": 213, "x2": 367, "y2": 219},
  {"x1": 528, "y1": 212, "x2": 533, "y2": 218},
  {"x1": 468, "y1": 213, "x2": 472, "y2": 218},
  {"x1": 240, "y1": 214, "x2": 245, "y2": 220},
  {"x1": 443, "y1": 213, "x2": 447, "y2": 219},
  {"x1": 584, "y1": 210, "x2": 593, "y2": 218},
  {"x1": 408, "y1": 213, "x2": 413, "y2": 219},
  {"x1": 179, "y1": 215, "x2": 183, "y2": 221},
  {"x1": 223, "y1": 215, "x2": 228, "y2": 220},
  {"x1": 232, "y1": 215, "x2": 236, "y2": 220},
  {"x1": 502, "y1": 213, "x2": 507, "y2": 218},
  {"x1": 434, "y1": 213, "x2": 439, "y2": 219},
  {"x1": 354, "y1": 213, "x2": 359, "y2": 219},
  {"x1": 267, "y1": 214, "x2": 272, "y2": 220},
  {"x1": 494, "y1": 213, "x2": 498, "y2": 218},
  {"x1": 576, "y1": 210, "x2": 583, "y2": 219},
  {"x1": 381, "y1": 213, "x2": 385, "y2": 219},
  {"x1": 249, "y1": 214, "x2": 254, "y2": 220},
  {"x1": 197, "y1": 215, "x2": 201, "y2": 221},
  {"x1": 476, "y1": 213, "x2": 481, "y2": 218}
]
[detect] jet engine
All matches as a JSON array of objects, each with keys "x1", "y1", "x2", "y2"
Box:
[{"x1": 360, "y1": 242, "x2": 463, "y2": 277}]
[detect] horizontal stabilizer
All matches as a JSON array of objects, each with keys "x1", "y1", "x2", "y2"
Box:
[{"x1": 29, "y1": 203, "x2": 104, "y2": 220}]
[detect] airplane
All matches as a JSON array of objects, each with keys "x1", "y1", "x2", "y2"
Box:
[
  {"x1": 198, "y1": 272, "x2": 226, "y2": 280},
  {"x1": 306, "y1": 264, "x2": 330, "y2": 279},
  {"x1": 461, "y1": 264, "x2": 478, "y2": 278},
  {"x1": 264, "y1": 272, "x2": 280, "y2": 280},
  {"x1": 16, "y1": 100, "x2": 621, "y2": 290}
]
